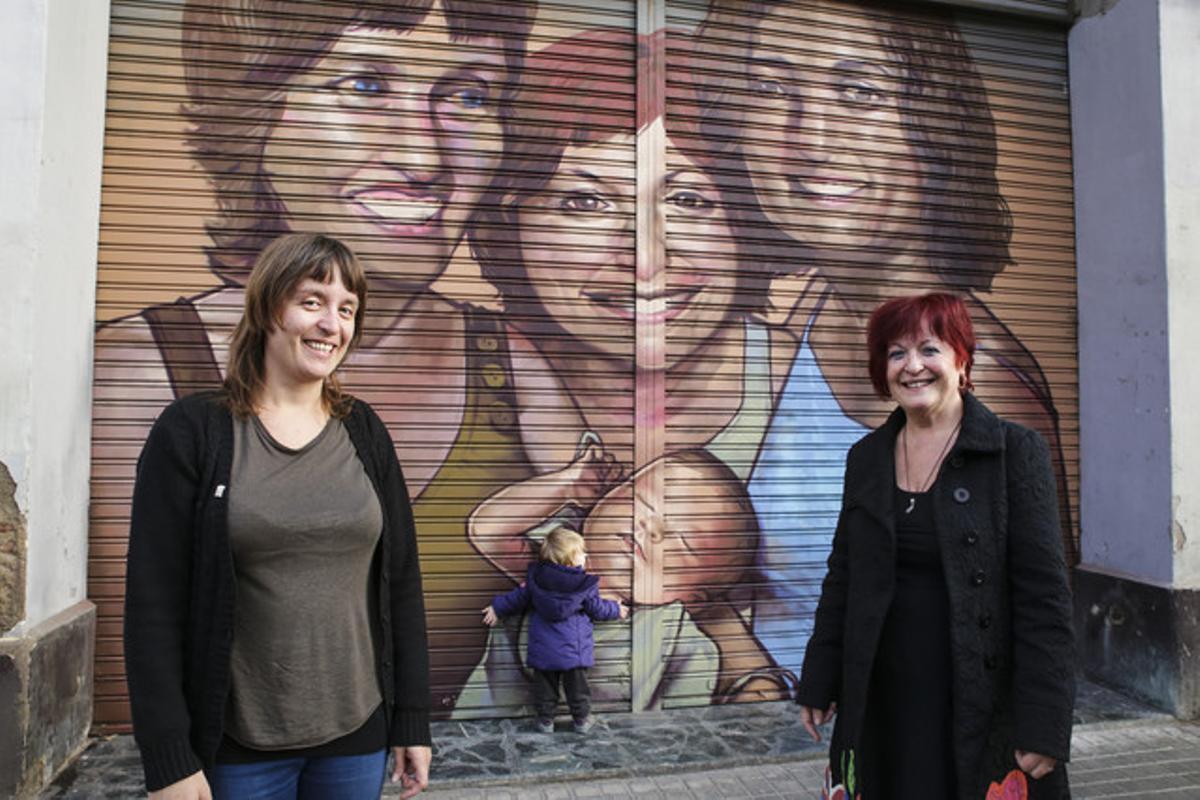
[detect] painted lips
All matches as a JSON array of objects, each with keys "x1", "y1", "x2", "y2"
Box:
[
  {"x1": 583, "y1": 288, "x2": 700, "y2": 322},
  {"x1": 349, "y1": 188, "x2": 445, "y2": 229},
  {"x1": 789, "y1": 175, "x2": 868, "y2": 202}
]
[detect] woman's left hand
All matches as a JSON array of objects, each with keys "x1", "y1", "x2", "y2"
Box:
[
  {"x1": 391, "y1": 745, "x2": 432, "y2": 798},
  {"x1": 1014, "y1": 749, "x2": 1056, "y2": 780}
]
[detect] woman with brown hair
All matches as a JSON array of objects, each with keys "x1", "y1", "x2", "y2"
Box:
[
  {"x1": 95, "y1": 0, "x2": 538, "y2": 712},
  {"x1": 124, "y1": 234, "x2": 432, "y2": 799}
]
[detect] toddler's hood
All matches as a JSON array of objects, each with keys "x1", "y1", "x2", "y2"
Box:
[{"x1": 527, "y1": 561, "x2": 598, "y2": 622}]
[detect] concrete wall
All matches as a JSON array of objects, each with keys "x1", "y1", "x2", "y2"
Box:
[
  {"x1": 1, "y1": 0, "x2": 108, "y2": 632},
  {"x1": 0, "y1": 0, "x2": 109, "y2": 795},
  {"x1": 1162, "y1": 0, "x2": 1200, "y2": 588},
  {"x1": 1071, "y1": 0, "x2": 1200, "y2": 716},
  {"x1": 1071, "y1": 0, "x2": 1173, "y2": 585}
]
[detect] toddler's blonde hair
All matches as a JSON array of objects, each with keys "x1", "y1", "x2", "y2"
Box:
[{"x1": 540, "y1": 525, "x2": 587, "y2": 567}]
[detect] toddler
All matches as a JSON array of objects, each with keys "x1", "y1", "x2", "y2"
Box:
[{"x1": 482, "y1": 526, "x2": 627, "y2": 733}]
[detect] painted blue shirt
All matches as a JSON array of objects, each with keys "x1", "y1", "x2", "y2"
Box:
[{"x1": 747, "y1": 328, "x2": 868, "y2": 681}]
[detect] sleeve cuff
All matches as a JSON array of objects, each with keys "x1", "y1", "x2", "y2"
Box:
[
  {"x1": 389, "y1": 708, "x2": 432, "y2": 747},
  {"x1": 138, "y1": 733, "x2": 204, "y2": 792},
  {"x1": 1013, "y1": 702, "x2": 1073, "y2": 762}
]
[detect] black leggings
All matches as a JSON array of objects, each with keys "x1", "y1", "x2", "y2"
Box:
[{"x1": 532, "y1": 667, "x2": 591, "y2": 721}]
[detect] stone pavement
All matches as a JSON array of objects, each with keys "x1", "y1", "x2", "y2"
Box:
[{"x1": 43, "y1": 681, "x2": 1199, "y2": 799}]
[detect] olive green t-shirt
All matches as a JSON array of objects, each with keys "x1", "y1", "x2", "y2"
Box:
[{"x1": 225, "y1": 414, "x2": 384, "y2": 750}]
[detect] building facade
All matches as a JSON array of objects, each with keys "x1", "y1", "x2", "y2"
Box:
[{"x1": 0, "y1": 0, "x2": 1195, "y2": 796}]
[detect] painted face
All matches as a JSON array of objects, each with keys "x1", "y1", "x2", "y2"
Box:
[
  {"x1": 261, "y1": 5, "x2": 507, "y2": 291},
  {"x1": 263, "y1": 271, "x2": 359, "y2": 390},
  {"x1": 742, "y1": 7, "x2": 923, "y2": 260},
  {"x1": 662, "y1": 138, "x2": 741, "y2": 361},
  {"x1": 516, "y1": 130, "x2": 740, "y2": 365},
  {"x1": 516, "y1": 133, "x2": 637, "y2": 360},
  {"x1": 885, "y1": 325, "x2": 966, "y2": 419},
  {"x1": 584, "y1": 457, "x2": 756, "y2": 607}
]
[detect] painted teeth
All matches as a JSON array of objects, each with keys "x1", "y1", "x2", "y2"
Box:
[
  {"x1": 358, "y1": 197, "x2": 440, "y2": 225},
  {"x1": 306, "y1": 341, "x2": 334, "y2": 353}
]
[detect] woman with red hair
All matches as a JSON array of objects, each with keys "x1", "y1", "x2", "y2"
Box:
[{"x1": 796, "y1": 293, "x2": 1073, "y2": 799}]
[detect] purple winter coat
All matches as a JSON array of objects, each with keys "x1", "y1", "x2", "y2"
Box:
[{"x1": 491, "y1": 561, "x2": 621, "y2": 671}]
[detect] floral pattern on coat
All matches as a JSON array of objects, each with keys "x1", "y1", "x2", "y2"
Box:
[
  {"x1": 986, "y1": 769, "x2": 1028, "y2": 800},
  {"x1": 820, "y1": 750, "x2": 860, "y2": 800}
]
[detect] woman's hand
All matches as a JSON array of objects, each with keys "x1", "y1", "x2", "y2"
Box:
[
  {"x1": 1014, "y1": 749, "x2": 1056, "y2": 780},
  {"x1": 148, "y1": 770, "x2": 211, "y2": 800},
  {"x1": 391, "y1": 745, "x2": 432, "y2": 798},
  {"x1": 799, "y1": 703, "x2": 837, "y2": 743}
]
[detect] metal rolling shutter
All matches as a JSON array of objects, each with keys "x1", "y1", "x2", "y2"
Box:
[
  {"x1": 89, "y1": 0, "x2": 1077, "y2": 730},
  {"x1": 655, "y1": 0, "x2": 1078, "y2": 702}
]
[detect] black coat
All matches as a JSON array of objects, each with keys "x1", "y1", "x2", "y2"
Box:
[{"x1": 797, "y1": 393, "x2": 1073, "y2": 799}]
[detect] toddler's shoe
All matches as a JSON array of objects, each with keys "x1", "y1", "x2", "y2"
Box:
[
  {"x1": 535, "y1": 718, "x2": 554, "y2": 734},
  {"x1": 572, "y1": 715, "x2": 595, "y2": 734}
]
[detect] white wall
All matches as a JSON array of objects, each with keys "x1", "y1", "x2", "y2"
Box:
[
  {"x1": 1163, "y1": 0, "x2": 1200, "y2": 587},
  {"x1": 0, "y1": 0, "x2": 110, "y2": 631}
]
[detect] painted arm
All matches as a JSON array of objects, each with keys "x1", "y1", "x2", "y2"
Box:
[
  {"x1": 795, "y1": 461, "x2": 854, "y2": 711},
  {"x1": 969, "y1": 294, "x2": 1074, "y2": 560},
  {"x1": 691, "y1": 601, "x2": 791, "y2": 704},
  {"x1": 468, "y1": 439, "x2": 625, "y2": 582}
]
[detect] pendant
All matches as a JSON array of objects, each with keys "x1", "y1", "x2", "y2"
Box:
[{"x1": 904, "y1": 496, "x2": 916, "y2": 515}]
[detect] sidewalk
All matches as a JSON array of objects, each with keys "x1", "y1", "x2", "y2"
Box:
[{"x1": 43, "y1": 681, "x2": 1197, "y2": 799}]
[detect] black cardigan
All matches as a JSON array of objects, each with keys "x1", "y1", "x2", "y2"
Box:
[
  {"x1": 796, "y1": 392, "x2": 1074, "y2": 799},
  {"x1": 123, "y1": 391, "x2": 431, "y2": 791}
]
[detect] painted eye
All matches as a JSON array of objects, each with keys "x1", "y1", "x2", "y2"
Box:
[
  {"x1": 667, "y1": 189, "x2": 715, "y2": 214},
  {"x1": 455, "y1": 86, "x2": 487, "y2": 109},
  {"x1": 437, "y1": 80, "x2": 491, "y2": 115},
  {"x1": 302, "y1": 298, "x2": 321, "y2": 310},
  {"x1": 339, "y1": 305, "x2": 356, "y2": 319},
  {"x1": 325, "y1": 72, "x2": 390, "y2": 109},
  {"x1": 751, "y1": 77, "x2": 786, "y2": 97},
  {"x1": 560, "y1": 192, "x2": 611, "y2": 213},
  {"x1": 840, "y1": 80, "x2": 885, "y2": 106}
]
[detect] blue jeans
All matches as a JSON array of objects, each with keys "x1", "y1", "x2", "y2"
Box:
[{"x1": 209, "y1": 750, "x2": 387, "y2": 800}]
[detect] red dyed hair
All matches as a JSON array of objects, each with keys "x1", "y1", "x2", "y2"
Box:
[{"x1": 866, "y1": 293, "x2": 976, "y2": 399}]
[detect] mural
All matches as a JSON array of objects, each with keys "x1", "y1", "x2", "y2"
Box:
[{"x1": 90, "y1": 0, "x2": 1078, "y2": 724}]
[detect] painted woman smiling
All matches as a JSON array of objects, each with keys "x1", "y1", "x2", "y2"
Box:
[
  {"x1": 706, "y1": 0, "x2": 1076, "y2": 566},
  {"x1": 94, "y1": 0, "x2": 538, "y2": 713}
]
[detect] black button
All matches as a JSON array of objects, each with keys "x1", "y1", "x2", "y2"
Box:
[
  {"x1": 950, "y1": 455, "x2": 965, "y2": 468},
  {"x1": 954, "y1": 487, "x2": 971, "y2": 503},
  {"x1": 978, "y1": 613, "x2": 992, "y2": 629},
  {"x1": 964, "y1": 531, "x2": 979, "y2": 546},
  {"x1": 971, "y1": 570, "x2": 986, "y2": 586},
  {"x1": 984, "y1": 654, "x2": 997, "y2": 669}
]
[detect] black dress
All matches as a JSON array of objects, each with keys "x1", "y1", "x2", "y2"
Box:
[{"x1": 857, "y1": 484, "x2": 957, "y2": 799}]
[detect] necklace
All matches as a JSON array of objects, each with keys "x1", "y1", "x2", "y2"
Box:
[{"x1": 901, "y1": 417, "x2": 962, "y2": 514}]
